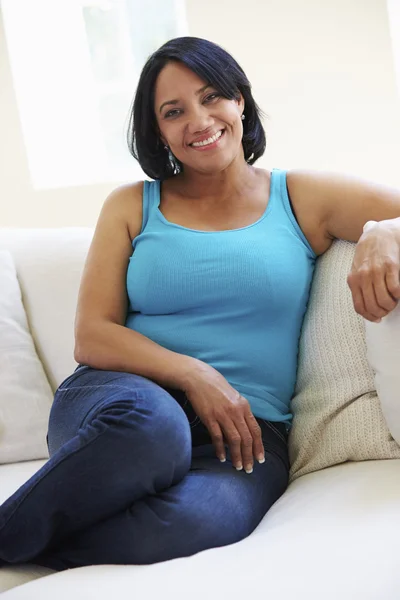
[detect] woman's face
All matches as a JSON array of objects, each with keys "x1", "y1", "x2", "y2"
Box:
[{"x1": 154, "y1": 61, "x2": 245, "y2": 173}]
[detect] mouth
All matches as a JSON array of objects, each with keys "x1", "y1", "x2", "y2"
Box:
[{"x1": 189, "y1": 129, "x2": 225, "y2": 151}]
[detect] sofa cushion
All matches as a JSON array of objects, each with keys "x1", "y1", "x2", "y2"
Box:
[
  {"x1": 0, "y1": 460, "x2": 55, "y2": 593},
  {"x1": 289, "y1": 239, "x2": 400, "y2": 481},
  {"x1": 1, "y1": 460, "x2": 400, "y2": 599},
  {"x1": 0, "y1": 228, "x2": 93, "y2": 392},
  {"x1": 0, "y1": 460, "x2": 47, "y2": 505},
  {"x1": 365, "y1": 302, "x2": 400, "y2": 444},
  {"x1": 0, "y1": 251, "x2": 52, "y2": 463}
]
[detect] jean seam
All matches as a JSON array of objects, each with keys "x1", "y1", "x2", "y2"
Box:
[
  {"x1": 169, "y1": 393, "x2": 199, "y2": 427},
  {"x1": 58, "y1": 384, "x2": 151, "y2": 393},
  {"x1": 261, "y1": 420, "x2": 287, "y2": 444},
  {"x1": 265, "y1": 444, "x2": 290, "y2": 473},
  {"x1": 180, "y1": 397, "x2": 189, "y2": 410}
]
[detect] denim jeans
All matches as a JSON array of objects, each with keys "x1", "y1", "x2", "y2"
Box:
[{"x1": 0, "y1": 365, "x2": 289, "y2": 570}]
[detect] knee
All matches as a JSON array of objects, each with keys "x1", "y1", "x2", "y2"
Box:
[{"x1": 86, "y1": 383, "x2": 193, "y2": 476}]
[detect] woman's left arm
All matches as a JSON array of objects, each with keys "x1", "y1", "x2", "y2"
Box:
[{"x1": 289, "y1": 170, "x2": 400, "y2": 323}]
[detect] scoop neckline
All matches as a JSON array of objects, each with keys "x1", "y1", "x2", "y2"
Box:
[{"x1": 154, "y1": 171, "x2": 274, "y2": 234}]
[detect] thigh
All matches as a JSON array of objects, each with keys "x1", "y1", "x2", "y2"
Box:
[{"x1": 48, "y1": 365, "x2": 187, "y2": 455}]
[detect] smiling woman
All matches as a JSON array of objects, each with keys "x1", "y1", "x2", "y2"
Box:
[
  {"x1": 2, "y1": 33, "x2": 399, "y2": 574},
  {"x1": 127, "y1": 36, "x2": 266, "y2": 179},
  {"x1": 0, "y1": 35, "x2": 296, "y2": 571}
]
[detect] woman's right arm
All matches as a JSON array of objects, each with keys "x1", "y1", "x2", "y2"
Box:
[{"x1": 74, "y1": 182, "x2": 199, "y2": 391}]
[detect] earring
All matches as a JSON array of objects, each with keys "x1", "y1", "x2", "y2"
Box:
[
  {"x1": 241, "y1": 114, "x2": 245, "y2": 120},
  {"x1": 164, "y1": 145, "x2": 169, "y2": 150}
]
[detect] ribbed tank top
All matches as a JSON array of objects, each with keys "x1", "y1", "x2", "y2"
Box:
[{"x1": 125, "y1": 169, "x2": 316, "y2": 427}]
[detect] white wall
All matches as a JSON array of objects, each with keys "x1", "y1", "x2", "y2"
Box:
[
  {"x1": 187, "y1": 0, "x2": 400, "y2": 181},
  {"x1": 1, "y1": 0, "x2": 399, "y2": 228}
]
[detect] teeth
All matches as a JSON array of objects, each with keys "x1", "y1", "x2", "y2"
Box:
[{"x1": 192, "y1": 130, "x2": 223, "y2": 147}]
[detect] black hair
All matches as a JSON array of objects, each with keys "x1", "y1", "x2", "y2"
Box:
[{"x1": 127, "y1": 36, "x2": 267, "y2": 180}]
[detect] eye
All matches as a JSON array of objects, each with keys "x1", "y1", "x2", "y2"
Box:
[
  {"x1": 164, "y1": 109, "x2": 181, "y2": 119},
  {"x1": 204, "y1": 93, "x2": 220, "y2": 102},
  {"x1": 163, "y1": 93, "x2": 220, "y2": 119}
]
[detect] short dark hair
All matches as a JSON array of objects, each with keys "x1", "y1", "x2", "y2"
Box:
[{"x1": 127, "y1": 36, "x2": 267, "y2": 180}]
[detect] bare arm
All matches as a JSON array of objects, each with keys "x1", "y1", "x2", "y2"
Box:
[
  {"x1": 76, "y1": 321, "x2": 201, "y2": 391},
  {"x1": 74, "y1": 182, "x2": 199, "y2": 391}
]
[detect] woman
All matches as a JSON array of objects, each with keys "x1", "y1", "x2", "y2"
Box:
[{"x1": 1, "y1": 36, "x2": 399, "y2": 570}]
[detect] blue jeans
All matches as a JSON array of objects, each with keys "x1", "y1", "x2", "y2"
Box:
[{"x1": 0, "y1": 365, "x2": 289, "y2": 569}]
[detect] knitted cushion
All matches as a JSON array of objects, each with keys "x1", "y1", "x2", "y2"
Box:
[{"x1": 289, "y1": 239, "x2": 400, "y2": 482}]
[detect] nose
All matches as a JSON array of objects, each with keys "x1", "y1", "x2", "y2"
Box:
[{"x1": 186, "y1": 105, "x2": 214, "y2": 135}]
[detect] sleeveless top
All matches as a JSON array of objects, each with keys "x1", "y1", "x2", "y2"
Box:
[{"x1": 125, "y1": 169, "x2": 316, "y2": 427}]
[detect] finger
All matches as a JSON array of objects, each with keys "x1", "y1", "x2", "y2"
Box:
[
  {"x1": 374, "y1": 271, "x2": 398, "y2": 312},
  {"x1": 234, "y1": 417, "x2": 255, "y2": 473},
  {"x1": 244, "y1": 411, "x2": 265, "y2": 463},
  {"x1": 386, "y1": 265, "x2": 400, "y2": 301},
  {"x1": 219, "y1": 418, "x2": 243, "y2": 471},
  {"x1": 348, "y1": 274, "x2": 366, "y2": 319},
  {"x1": 360, "y1": 287, "x2": 383, "y2": 322},
  {"x1": 360, "y1": 278, "x2": 386, "y2": 321},
  {"x1": 207, "y1": 420, "x2": 227, "y2": 462},
  {"x1": 349, "y1": 274, "x2": 381, "y2": 322}
]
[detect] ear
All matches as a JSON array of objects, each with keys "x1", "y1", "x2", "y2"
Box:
[
  {"x1": 155, "y1": 124, "x2": 167, "y2": 148},
  {"x1": 236, "y1": 92, "x2": 245, "y2": 116}
]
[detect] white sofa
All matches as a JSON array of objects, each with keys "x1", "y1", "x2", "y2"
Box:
[{"x1": 1, "y1": 227, "x2": 400, "y2": 600}]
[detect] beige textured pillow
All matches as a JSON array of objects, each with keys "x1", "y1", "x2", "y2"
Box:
[
  {"x1": 0, "y1": 251, "x2": 52, "y2": 463},
  {"x1": 289, "y1": 239, "x2": 400, "y2": 483}
]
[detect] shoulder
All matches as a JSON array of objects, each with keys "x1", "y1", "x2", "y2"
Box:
[
  {"x1": 285, "y1": 168, "x2": 365, "y2": 205},
  {"x1": 101, "y1": 181, "x2": 145, "y2": 241},
  {"x1": 285, "y1": 169, "x2": 335, "y2": 255},
  {"x1": 104, "y1": 181, "x2": 145, "y2": 210},
  {"x1": 286, "y1": 168, "x2": 329, "y2": 198}
]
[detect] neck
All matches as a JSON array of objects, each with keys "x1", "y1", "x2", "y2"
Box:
[{"x1": 175, "y1": 160, "x2": 257, "y2": 204}]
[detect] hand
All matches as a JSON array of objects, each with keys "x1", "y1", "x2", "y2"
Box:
[
  {"x1": 182, "y1": 361, "x2": 265, "y2": 474},
  {"x1": 347, "y1": 220, "x2": 400, "y2": 322}
]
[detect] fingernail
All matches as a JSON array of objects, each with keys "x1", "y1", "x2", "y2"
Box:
[
  {"x1": 245, "y1": 465, "x2": 253, "y2": 474},
  {"x1": 235, "y1": 463, "x2": 243, "y2": 471},
  {"x1": 219, "y1": 456, "x2": 226, "y2": 462},
  {"x1": 258, "y1": 455, "x2": 265, "y2": 463}
]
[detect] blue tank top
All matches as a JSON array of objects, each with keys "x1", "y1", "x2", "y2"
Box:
[{"x1": 125, "y1": 169, "x2": 316, "y2": 426}]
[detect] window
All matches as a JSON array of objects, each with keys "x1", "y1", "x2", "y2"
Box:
[{"x1": 1, "y1": 0, "x2": 188, "y2": 189}]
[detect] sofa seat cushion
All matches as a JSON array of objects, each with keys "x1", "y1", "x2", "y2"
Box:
[
  {"x1": 0, "y1": 460, "x2": 54, "y2": 594},
  {"x1": 0, "y1": 460, "x2": 48, "y2": 505},
  {"x1": 1, "y1": 460, "x2": 400, "y2": 599}
]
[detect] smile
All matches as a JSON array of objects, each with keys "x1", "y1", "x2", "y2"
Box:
[{"x1": 190, "y1": 129, "x2": 225, "y2": 150}]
